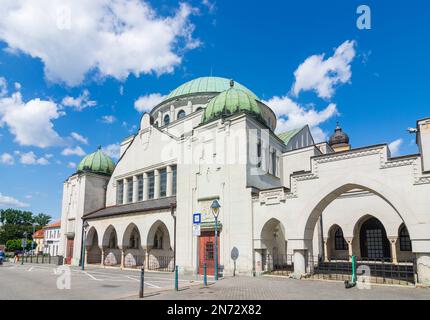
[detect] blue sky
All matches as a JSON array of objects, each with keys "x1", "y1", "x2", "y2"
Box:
[{"x1": 0, "y1": 0, "x2": 429, "y2": 219}]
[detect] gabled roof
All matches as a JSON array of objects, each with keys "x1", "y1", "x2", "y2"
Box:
[{"x1": 277, "y1": 127, "x2": 305, "y2": 145}]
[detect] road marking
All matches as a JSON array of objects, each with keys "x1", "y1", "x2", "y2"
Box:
[
  {"x1": 27, "y1": 267, "x2": 34, "y2": 272},
  {"x1": 83, "y1": 271, "x2": 100, "y2": 281},
  {"x1": 144, "y1": 282, "x2": 161, "y2": 289},
  {"x1": 126, "y1": 276, "x2": 140, "y2": 282}
]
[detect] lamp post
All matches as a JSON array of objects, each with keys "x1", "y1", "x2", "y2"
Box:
[
  {"x1": 21, "y1": 232, "x2": 28, "y2": 265},
  {"x1": 211, "y1": 199, "x2": 221, "y2": 281},
  {"x1": 81, "y1": 221, "x2": 89, "y2": 271}
]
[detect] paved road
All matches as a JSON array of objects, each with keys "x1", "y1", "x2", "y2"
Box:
[
  {"x1": 0, "y1": 262, "x2": 203, "y2": 300},
  {"x1": 144, "y1": 275, "x2": 430, "y2": 300}
]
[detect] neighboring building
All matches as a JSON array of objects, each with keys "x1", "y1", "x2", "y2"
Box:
[
  {"x1": 43, "y1": 221, "x2": 61, "y2": 256},
  {"x1": 59, "y1": 76, "x2": 430, "y2": 286},
  {"x1": 32, "y1": 229, "x2": 44, "y2": 254}
]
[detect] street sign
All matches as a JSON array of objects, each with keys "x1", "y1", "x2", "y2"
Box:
[
  {"x1": 193, "y1": 213, "x2": 201, "y2": 225},
  {"x1": 193, "y1": 224, "x2": 201, "y2": 236},
  {"x1": 21, "y1": 239, "x2": 27, "y2": 248}
]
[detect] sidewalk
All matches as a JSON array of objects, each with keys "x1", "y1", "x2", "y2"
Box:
[{"x1": 138, "y1": 275, "x2": 430, "y2": 300}]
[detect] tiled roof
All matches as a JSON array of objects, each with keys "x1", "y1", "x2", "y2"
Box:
[
  {"x1": 43, "y1": 220, "x2": 61, "y2": 229},
  {"x1": 277, "y1": 127, "x2": 304, "y2": 145},
  {"x1": 83, "y1": 197, "x2": 176, "y2": 220},
  {"x1": 33, "y1": 229, "x2": 44, "y2": 238}
]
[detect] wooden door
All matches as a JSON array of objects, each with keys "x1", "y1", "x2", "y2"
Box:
[
  {"x1": 66, "y1": 239, "x2": 74, "y2": 264},
  {"x1": 199, "y1": 231, "x2": 219, "y2": 276}
]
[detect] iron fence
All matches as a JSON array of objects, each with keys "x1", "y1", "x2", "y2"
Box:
[
  {"x1": 19, "y1": 254, "x2": 63, "y2": 265},
  {"x1": 263, "y1": 254, "x2": 416, "y2": 286},
  {"x1": 147, "y1": 255, "x2": 174, "y2": 272}
]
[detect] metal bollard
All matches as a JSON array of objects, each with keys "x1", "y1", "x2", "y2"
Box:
[
  {"x1": 203, "y1": 263, "x2": 207, "y2": 287},
  {"x1": 139, "y1": 267, "x2": 145, "y2": 298},
  {"x1": 175, "y1": 266, "x2": 179, "y2": 291}
]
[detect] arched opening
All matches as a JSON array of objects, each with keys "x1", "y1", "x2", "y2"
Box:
[
  {"x1": 299, "y1": 183, "x2": 416, "y2": 284},
  {"x1": 102, "y1": 225, "x2": 120, "y2": 266},
  {"x1": 258, "y1": 218, "x2": 288, "y2": 272},
  {"x1": 359, "y1": 217, "x2": 391, "y2": 260},
  {"x1": 326, "y1": 225, "x2": 348, "y2": 261},
  {"x1": 177, "y1": 110, "x2": 186, "y2": 119},
  {"x1": 122, "y1": 223, "x2": 144, "y2": 268},
  {"x1": 86, "y1": 227, "x2": 101, "y2": 264},
  {"x1": 163, "y1": 114, "x2": 170, "y2": 125},
  {"x1": 398, "y1": 224, "x2": 413, "y2": 262},
  {"x1": 147, "y1": 221, "x2": 173, "y2": 271}
]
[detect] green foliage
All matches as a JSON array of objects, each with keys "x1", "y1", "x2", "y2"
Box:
[
  {"x1": 0, "y1": 209, "x2": 52, "y2": 244},
  {"x1": 5, "y1": 239, "x2": 35, "y2": 252}
]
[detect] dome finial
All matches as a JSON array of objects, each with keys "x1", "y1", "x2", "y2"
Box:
[
  {"x1": 230, "y1": 79, "x2": 235, "y2": 88},
  {"x1": 97, "y1": 145, "x2": 102, "y2": 150}
]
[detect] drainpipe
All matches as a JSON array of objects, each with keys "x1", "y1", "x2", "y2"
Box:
[{"x1": 171, "y1": 203, "x2": 177, "y2": 269}]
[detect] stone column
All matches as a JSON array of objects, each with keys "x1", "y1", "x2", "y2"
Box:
[
  {"x1": 123, "y1": 178, "x2": 128, "y2": 204},
  {"x1": 389, "y1": 237, "x2": 398, "y2": 264},
  {"x1": 143, "y1": 172, "x2": 148, "y2": 201},
  {"x1": 323, "y1": 238, "x2": 329, "y2": 262},
  {"x1": 120, "y1": 248, "x2": 125, "y2": 269},
  {"x1": 100, "y1": 248, "x2": 105, "y2": 267},
  {"x1": 254, "y1": 250, "x2": 263, "y2": 274},
  {"x1": 132, "y1": 176, "x2": 138, "y2": 203},
  {"x1": 166, "y1": 165, "x2": 173, "y2": 197},
  {"x1": 145, "y1": 249, "x2": 150, "y2": 270},
  {"x1": 154, "y1": 169, "x2": 160, "y2": 199},
  {"x1": 346, "y1": 237, "x2": 353, "y2": 261},
  {"x1": 292, "y1": 249, "x2": 307, "y2": 279}
]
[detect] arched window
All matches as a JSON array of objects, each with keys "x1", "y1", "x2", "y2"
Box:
[
  {"x1": 334, "y1": 228, "x2": 348, "y2": 250},
  {"x1": 164, "y1": 114, "x2": 170, "y2": 125},
  {"x1": 399, "y1": 226, "x2": 412, "y2": 251},
  {"x1": 177, "y1": 110, "x2": 186, "y2": 119}
]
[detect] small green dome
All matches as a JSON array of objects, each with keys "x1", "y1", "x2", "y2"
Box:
[
  {"x1": 202, "y1": 81, "x2": 263, "y2": 124},
  {"x1": 77, "y1": 147, "x2": 115, "y2": 175}
]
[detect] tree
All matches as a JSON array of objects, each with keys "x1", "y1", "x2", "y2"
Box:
[
  {"x1": 0, "y1": 209, "x2": 52, "y2": 244},
  {"x1": 32, "y1": 213, "x2": 51, "y2": 227}
]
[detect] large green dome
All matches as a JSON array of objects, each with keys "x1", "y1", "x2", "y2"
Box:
[
  {"x1": 164, "y1": 77, "x2": 259, "y2": 102},
  {"x1": 202, "y1": 81, "x2": 263, "y2": 124},
  {"x1": 77, "y1": 147, "x2": 115, "y2": 175}
]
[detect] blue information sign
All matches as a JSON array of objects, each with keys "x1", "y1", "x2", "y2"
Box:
[{"x1": 193, "y1": 213, "x2": 201, "y2": 224}]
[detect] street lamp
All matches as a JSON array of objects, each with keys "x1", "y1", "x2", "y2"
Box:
[
  {"x1": 21, "y1": 232, "x2": 28, "y2": 265},
  {"x1": 81, "y1": 221, "x2": 89, "y2": 271},
  {"x1": 211, "y1": 199, "x2": 221, "y2": 280}
]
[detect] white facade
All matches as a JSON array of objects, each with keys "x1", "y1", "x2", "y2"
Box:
[
  {"x1": 43, "y1": 223, "x2": 61, "y2": 256},
  {"x1": 59, "y1": 77, "x2": 430, "y2": 286}
]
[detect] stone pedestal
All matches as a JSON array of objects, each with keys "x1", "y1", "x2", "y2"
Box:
[
  {"x1": 416, "y1": 253, "x2": 430, "y2": 286},
  {"x1": 292, "y1": 249, "x2": 307, "y2": 279}
]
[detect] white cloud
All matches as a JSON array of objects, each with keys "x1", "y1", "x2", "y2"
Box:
[
  {"x1": 0, "y1": 1, "x2": 200, "y2": 86},
  {"x1": 67, "y1": 162, "x2": 77, "y2": 169},
  {"x1": 389, "y1": 139, "x2": 403, "y2": 157},
  {"x1": 101, "y1": 115, "x2": 116, "y2": 124},
  {"x1": 61, "y1": 146, "x2": 86, "y2": 157},
  {"x1": 292, "y1": 40, "x2": 356, "y2": 99},
  {"x1": 202, "y1": 0, "x2": 216, "y2": 13},
  {"x1": 264, "y1": 95, "x2": 338, "y2": 142},
  {"x1": 0, "y1": 192, "x2": 29, "y2": 208},
  {"x1": 0, "y1": 77, "x2": 7, "y2": 96},
  {"x1": 70, "y1": 132, "x2": 88, "y2": 144},
  {"x1": 103, "y1": 143, "x2": 120, "y2": 160},
  {"x1": 14, "y1": 82, "x2": 21, "y2": 91},
  {"x1": 134, "y1": 93, "x2": 165, "y2": 113},
  {"x1": 18, "y1": 151, "x2": 50, "y2": 165},
  {"x1": 62, "y1": 89, "x2": 96, "y2": 111},
  {"x1": 0, "y1": 153, "x2": 14, "y2": 165},
  {"x1": 0, "y1": 91, "x2": 63, "y2": 148}
]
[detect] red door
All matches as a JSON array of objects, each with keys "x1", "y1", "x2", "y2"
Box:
[
  {"x1": 199, "y1": 231, "x2": 219, "y2": 276},
  {"x1": 65, "y1": 239, "x2": 74, "y2": 264}
]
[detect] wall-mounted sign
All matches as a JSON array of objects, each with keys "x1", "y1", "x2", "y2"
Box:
[
  {"x1": 193, "y1": 213, "x2": 201, "y2": 225},
  {"x1": 193, "y1": 224, "x2": 201, "y2": 236}
]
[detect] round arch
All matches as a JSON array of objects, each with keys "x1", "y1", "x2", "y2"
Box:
[
  {"x1": 260, "y1": 218, "x2": 287, "y2": 257},
  {"x1": 102, "y1": 225, "x2": 119, "y2": 249},
  {"x1": 294, "y1": 174, "x2": 419, "y2": 243},
  {"x1": 86, "y1": 227, "x2": 101, "y2": 264}
]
